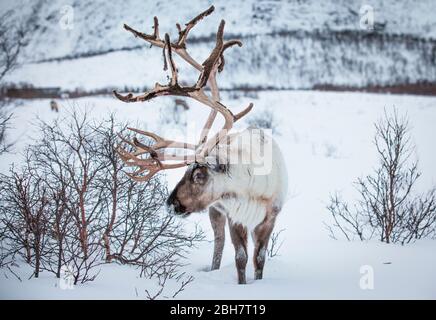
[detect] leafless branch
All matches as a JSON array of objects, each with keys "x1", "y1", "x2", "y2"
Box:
[{"x1": 326, "y1": 109, "x2": 436, "y2": 244}]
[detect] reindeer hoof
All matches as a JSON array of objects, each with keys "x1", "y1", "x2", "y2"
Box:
[
  {"x1": 210, "y1": 263, "x2": 221, "y2": 271},
  {"x1": 255, "y1": 270, "x2": 263, "y2": 280},
  {"x1": 237, "y1": 273, "x2": 247, "y2": 284}
]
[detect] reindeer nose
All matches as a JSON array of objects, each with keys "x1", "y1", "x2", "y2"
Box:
[
  {"x1": 173, "y1": 199, "x2": 186, "y2": 214},
  {"x1": 166, "y1": 194, "x2": 186, "y2": 214}
]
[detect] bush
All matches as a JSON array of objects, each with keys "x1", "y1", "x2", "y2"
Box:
[
  {"x1": 160, "y1": 98, "x2": 189, "y2": 128},
  {"x1": 0, "y1": 110, "x2": 12, "y2": 155},
  {"x1": 0, "y1": 110, "x2": 203, "y2": 284},
  {"x1": 326, "y1": 110, "x2": 436, "y2": 244}
]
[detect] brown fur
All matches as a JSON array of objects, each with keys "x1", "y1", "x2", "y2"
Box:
[
  {"x1": 173, "y1": 166, "x2": 214, "y2": 213},
  {"x1": 167, "y1": 165, "x2": 283, "y2": 284},
  {"x1": 209, "y1": 206, "x2": 226, "y2": 270},
  {"x1": 252, "y1": 208, "x2": 277, "y2": 280},
  {"x1": 228, "y1": 219, "x2": 248, "y2": 284}
]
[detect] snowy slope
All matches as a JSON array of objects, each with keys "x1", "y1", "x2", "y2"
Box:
[
  {"x1": 1, "y1": 90, "x2": 435, "y2": 299},
  {"x1": 1, "y1": 0, "x2": 436, "y2": 90},
  {"x1": 4, "y1": 31, "x2": 435, "y2": 91},
  {"x1": 1, "y1": 0, "x2": 436, "y2": 62}
]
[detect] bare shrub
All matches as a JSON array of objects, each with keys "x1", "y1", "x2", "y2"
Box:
[
  {"x1": 326, "y1": 110, "x2": 436, "y2": 244},
  {"x1": 0, "y1": 110, "x2": 203, "y2": 285},
  {"x1": 267, "y1": 228, "x2": 285, "y2": 258},
  {"x1": 144, "y1": 268, "x2": 195, "y2": 300},
  {"x1": 94, "y1": 116, "x2": 204, "y2": 276},
  {"x1": 0, "y1": 111, "x2": 12, "y2": 155},
  {"x1": 0, "y1": 165, "x2": 52, "y2": 278}
]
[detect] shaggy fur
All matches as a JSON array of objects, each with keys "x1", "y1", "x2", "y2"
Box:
[{"x1": 206, "y1": 128, "x2": 288, "y2": 230}]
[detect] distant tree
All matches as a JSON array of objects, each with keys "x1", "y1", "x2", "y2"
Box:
[
  {"x1": 0, "y1": 11, "x2": 25, "y2": 81},
  {"x1": 326, "y1": 110, "x2": 436, "y2": 244},
  {"x1": 0, "y1": 10, "x2": 26, "y2": 155},
  {"x1": 0, "y1": 112, "x2": 12, "y2": 155}
]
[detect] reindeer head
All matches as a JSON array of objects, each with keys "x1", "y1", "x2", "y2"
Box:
[
  {"x1": 166, "y1": 160, "x2": 230, "y2": 216},
  {"x1": 114, "y1": 6, "x2": 253, "y2": 216}
]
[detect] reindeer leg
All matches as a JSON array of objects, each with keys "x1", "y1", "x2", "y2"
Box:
[
  {"x1": 228, "y1": 219, "x2": 248, "y2": 284},
  {"x1": 209, "y1": 206, "x2": 226, "y2": 271},
  {"x1": 252, "y1": 214, "x2": 276, "y2": 280}
]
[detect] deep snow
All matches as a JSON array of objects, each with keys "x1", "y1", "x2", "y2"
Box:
[
  {"x1": 2, "y1": 0, "x2": 436, "y2": 63},
  {"x1": 1, "y1": 90, "x2": 435, "y2": 299},
  {"x1": 2, "y1": 0, "x2": 436, "y2": 90}
]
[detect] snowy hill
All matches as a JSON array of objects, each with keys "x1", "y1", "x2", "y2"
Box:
[
  {"x1": 1, "y1": 91, "x2": 436, "y2": 299},
  {"x1": 1, "y1": 0, "x2": 436, "y2": 90}
]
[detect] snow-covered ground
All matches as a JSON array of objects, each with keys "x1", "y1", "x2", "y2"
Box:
[{"x1": 1, "y1": 90, "x2": 435, "y2": 299}]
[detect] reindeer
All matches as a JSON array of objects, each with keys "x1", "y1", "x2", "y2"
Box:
[
  {"x1": 114, "y1": 6, "x2": 288, "y2": 284},
  {"x1": 50, "y1": 100, "x2": 59, "y2": 112}
]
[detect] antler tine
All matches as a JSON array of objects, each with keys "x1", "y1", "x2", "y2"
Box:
[
  {"x1": 176, "y1": 5, "x2": 215, "y2": 48},
  {"x1": 127, "y1": 127, "x2": 162, "y2": 142},
  {"x1": 124, "y1": 22, "x2": 161, "y2": 45},
  {"x1": 153, "y1": 16, "x2": 159, "y2": 39},
  {"x1": 113, "y1": 32, "x2": 201, "y2": 103},
  {"x1": 113, "y1": 82, "x2": 190, "y2": 103},
  {"x1": 118, "y1": 141, "x2": 196, "y2": 165},
  {"x1": 123, "y1": 7, "x2": 214, "y2": 71},
  {"x1": 164, "y1": 33, "x2": 178, "y2": 85},
  {"x1": 116, "y1": 123, "x2": 199, "y2": 181},
  {"x1": 118, "y1": 137, "x2": 197, "y2": 182},
  {"x1": 196, "y1": 20, "x2": 225, "y2": 89},
  {"x1": 126, "y1": 161, "x2": 189, "y2": 182},
  {"x1": 234, "y1": 103, "x2": 254, "y2": 121},
  {"x1": 218, "y1": 40, "x2": 243, "y2": 72},
  {"x1": 117, "y1": 143, "x2": 165, "y2": 182},
  {"x1": 193, "y1": 20, "x2": 228, "y2": 147},
  {"x1": 116, "y1": 144, "x2": 158, "y2": 166},
  {"x1": 197, "y1": 38, "x2": 244, "y2": 146},
  {"x1": 116, "y1": 132, "x2": 159, "y2": 158},
  {"x1": 193, "y1": 20, "x2": 254, "y2": 156},
  {"x1": 127, "y1": 169, "x2": 157, "y2": 182},
  {"x1": 126, "y1": 127, "x2": 196, "y2": 150},
  {"x1": 115, "y1": 7, "x2": 255, "y2": 182}
]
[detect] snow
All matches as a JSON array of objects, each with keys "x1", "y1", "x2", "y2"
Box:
[
  {"x1": 1, "y1": 0, "x2": 436, "y2": 300},
  {"x1": 1, "y1": 90, "x2": 435, "y2": 299},
  {"x1": 2, "y1": 0, "x2": 436, "y2": 90},
  {"x1": 5, "y1": 35, "x2": 435, "y2": 92},
  {"x1": 2, "y1": 0, "x2": 436, "y2": 63}
]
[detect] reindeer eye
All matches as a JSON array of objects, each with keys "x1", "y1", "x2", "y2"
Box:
[{"x1": 192, "y1": 168, "x2": 207, "y2": 184}]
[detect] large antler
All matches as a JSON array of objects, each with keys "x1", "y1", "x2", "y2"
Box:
[{"x1": 114, "y1": 6, "x2": 253, "y2": 181}]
